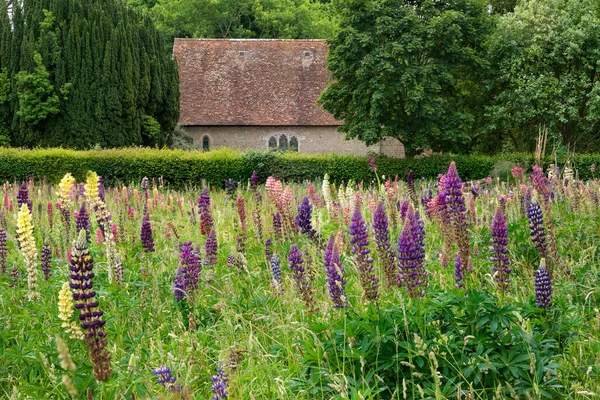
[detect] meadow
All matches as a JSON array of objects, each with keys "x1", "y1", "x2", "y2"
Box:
[{"x1": 1, "y1": 161, "x2": 599, "y2": 399}]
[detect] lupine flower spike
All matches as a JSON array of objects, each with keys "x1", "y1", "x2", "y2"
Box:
[
  {"x1": 58, "y1": 281, "x2": 85, "y2": 339},
  {"x1": 535, "y1": 259, "x2": 552, "y2": 310},
  {"x1": 0, "y1": 229, "x2": 7, "y2": 274},
  {"x1": 372, "y1": 202, "x2": 396, "y2": 289},
  {"x1": 288, "y1": 244, "x2": 317, "y2": 313},
  {"x1": 140, "y1": 213, "x2": 155, "y2": 252},
  {"x1": 490, "y1": 208, "x2": 510, "y2": 291},
  {"x1": 324, "y1": 235, "x2": 347, "y2": 308},
  {"x1": 349, "y1": 205, "x2": 379, "y2": 302},
  {"x1": 69, "y1": 230, "x2": 111, "y2": 381},
  {"x1": 444, "y1": 162, "x2": 471, "y2": 272},
  {"x1": 210, "y1": 363, "x2": 228, "y2": 400},
  {"x1": 17, "y1": 203, "x2": 39, "y2": 301},
  {"x1": 270, "y1": 253, "x2": 284, "y2": 294},
  {"x1": 153, "y1": 366, "x2": 181, "y2": 392},
  {"x1": 397, "y1": 208, "x2": 428, "y2": 297}
]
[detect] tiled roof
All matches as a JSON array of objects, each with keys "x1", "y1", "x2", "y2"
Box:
[{"x1": 174, "y1": 39, "x2": 341, "y2": 126}]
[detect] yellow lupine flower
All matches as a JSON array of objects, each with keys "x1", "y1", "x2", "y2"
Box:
[
  {"x1": 17, "y1": 203, "x2": 39, "y2": 301},
  {"x1": 57, "y1": 173, "x2": 76, "y2": 207},
  {"x1": 85, "y1": 171, "x2": 99, "y2": 203},
  {"x1": 57, "y1": 282, "x2": 84, "y2": 340}
]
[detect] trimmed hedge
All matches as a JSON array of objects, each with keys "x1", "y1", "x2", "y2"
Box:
[{"x1": 0, "y1": 147, "x2": 599, "y2": 187}]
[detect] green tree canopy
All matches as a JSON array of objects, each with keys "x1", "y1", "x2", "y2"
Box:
[
  {"x1": 319, "y1": 0, "x2": 491, "y2": 156},
  {"x1": 131, "y1": 0, "x2": 338, "y2": 44},
  {"x1": 0, "y1": 0, "x2": 179, "y2": 148},
  {"x1": 478, "y1": 0, "x2": 600, "y2": 153}
]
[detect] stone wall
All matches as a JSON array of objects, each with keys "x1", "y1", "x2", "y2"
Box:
[
  {"x1": 184, "y1": 126, "x2": 379, "y2": 156},
  {"x1": 183, "y1": 126, "x2": 406, "y2": 158}
]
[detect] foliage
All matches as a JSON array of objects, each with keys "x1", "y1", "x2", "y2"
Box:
[
  {"x1": 0, "y1": 0, "x2": 179, "y2": 148},
  {"x1": 132, "y1": 0, "x2": 338, "y2": 45},
  {"x1": 478, "y1": 0, "x2": 600, "y2": 153},
  {"x1": 319, "y1": 0, "x2": 491, "y2": 156},
  {"x1": 294, "y1": 291, "x2": 567, "y2": 397},
  {"x1": 1, "y1": 161, "x2": 600, "y2": 398},
  {"x1": 0, "y1": 148, "x2": 599, "y2": 187}
]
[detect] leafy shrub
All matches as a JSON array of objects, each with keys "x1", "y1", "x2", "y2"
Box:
[
  {"x1": 292, "y1": 290, "x2": 573, "y2": 399},
  {"x1": 0, "y1": 148, "x2": 598, "y2": 187}
]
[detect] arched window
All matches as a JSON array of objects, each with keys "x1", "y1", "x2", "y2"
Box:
[
  {"x1": 268, "y1": 136, "x2": 278, "y2": 149},
  {"x1": 290, "y1": 136, "x2": 298, "y2": 152},
  {"x1": 202, "y1": 135, "x2": 210, "y2": 151},
  {"x1": 279, "y1": 134, "x2": 288, "y2": 151}
]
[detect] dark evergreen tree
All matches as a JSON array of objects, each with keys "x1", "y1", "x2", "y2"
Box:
[{"x1": 0, "y1": 0, "x2": 179, "y2": 148}]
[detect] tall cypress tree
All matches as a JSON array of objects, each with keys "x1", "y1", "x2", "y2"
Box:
[{"x1": 1, "y1": 0, "x2": 179, "y2": 148}]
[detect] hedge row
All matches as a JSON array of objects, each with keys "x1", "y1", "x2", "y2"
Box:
[{"x1": 0, "y1": 147, "x2": 599, "y2": 187}]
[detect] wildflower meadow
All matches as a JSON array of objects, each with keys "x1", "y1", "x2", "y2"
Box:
[{"x1": 1, "y1": 161, "x2": 600, "y2": 399}]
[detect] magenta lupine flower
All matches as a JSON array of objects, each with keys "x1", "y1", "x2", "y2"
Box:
[
  {"x1": 198, "y1": 187, "x2": 214, "y2": 236},
  {"x1": 535, "y1": 261, "x2": 552, "y2": 309},
  {"x1": 531, "y1": 166, "x2": 551, "y2": 201},
  {"x1": 397, "y1": 208, "x2": 428, "y2": 297},
  {"x1": 368, "y1": 156, "x2": 378, "y2": 172},
  {"x1": 41, "y1": 243, "x2": 52, "y2": 280},
  {"x1": 454, "y1": 253, "x2": 464, "y2": 289},
  {"x1": 295, "y1": 196, "x2": 317, "y2": 239},
  {"x1": 270, "y1": 253, "x2": 284, "y2": 294},
  {"x1": 526, "y1": 201, "x2": 547, "y2": 258},
  {"x1": 69, "y1": 230, "x2": 111, "y2": 381},
  {"x1": 75, "y1": 203, "x2": 91, "y2": 243},
  {"x1": 349, "y1": 205, "x2": 379, "y2": 302},
  {"x1": 153, "y1": 366, "x2": 181, "y2": 392},
  {"x1": 372, "y1": 202, "x2": 396, "y2": 288},
  {"x1": 511, "y1": 167, "x2": 523, "y2": 179},
  {"x1": 490, "y1": 208, "x2": 510, "y2": 291},
  {"x1": 444, "y1": 162, "x2": 471, "y2": 271},
  {"x1": 17, "y1": 182, "x2": 32, "y2": 213},
  {"x1": 140, "y1": 213, "x2": 155, "y2": 252},
  {"x1": 324, "y1": 235, "x2": 347, "y2": 308},
  {"x1": 0, "y1": 229, "x2": 7, "y2": 274},
  {"x1": 47, "y1": 202, "x2": 54, "y2": 230},
  {"x1": 288, "y1": 244, "x2": 317, "y2": 313},
  {"x1": 210, "y1": 363, "x2": 228, "y2": 400}
]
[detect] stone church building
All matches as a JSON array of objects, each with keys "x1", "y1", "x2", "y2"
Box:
[{"x1": 173, "y1": 38, "x2": 405, "y2": 157}]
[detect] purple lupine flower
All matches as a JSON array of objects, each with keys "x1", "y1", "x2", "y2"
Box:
[
  {"x1": 141, "y1": 177, "x2": 149, "y2": 191},
  {"x1": 153, "y1": 366, "x2": 180, "y2": 392},
  {"x1": 272, "y1": 212, "x2": 283, "y2": 237},
  {"x1": 407, "y1": 170, "x2": 418, "y2": 207},
  {"x1": 454, "y1": 253, "x2": 464, "y2": 289},
  {"x1": 490, "y1": 208, "x2": 510, "y2": 291},
  {"x1": 535, "y1": 260, "x2": 552, "y2": 309},
  {"x1": 265, "y1": 238, "x2": 273, "y2": 264},
  {"x1": 227, "y1": 254, "x2": 236, "y2": 268},
  {"x1": 98, "y1": 176, "x2": 105, "y2": 202},
  {"x1": 198, "y1": 187, "x2": 214, "y2": 236},
  {"x1": 224, "y1": 179, "x2": 237, "y2": 199},
  {"x1": 210, "y1": 363, "x2": 228, "y2": 400},
  {"x1": 41, "y1": 243, "x2": 52, "y2": 280},
  {"x1": 9, "y1": 266, "x2": 20, "y2": 287},
  {"x1": 526, "y1": 201, "x2": 547, "y2": 258},
  {"x1": 397, "y1": 208, "x2": 428, "y2": 297},
  {"x1": 270, "y1": 253, "x2": 284, "y2": 294},
  {"x1": 204, "y1": 230, "x2": 218, "y2": 267},
  {"x1": 237, "y1": 196, "x2": 247, "y2": 231},
  {"x1": 75, "y1": 203, "x2": 91, "y2": 243},
  {"x1": 295, "y1": 196, "x2": 317, "y2": 239},
  {"x1": 349, "y1": 206, "x2": 379, "y2": 302},
  {"x1": 70, "y1": 230, "x2": 111, "y2": 381},
  {"x1": 444, "y1": 162, "x2": 471, "y2": 271},
  {"x1": 372, "y1": 202, "x2": 396, "y2": 289},
  {"x1": 180, "y1": 241, "x2": 201, "y2": 295},
  {"x1": 288, "y1": 244, "x2": 317, "y2": 313},
  {"x1": 17, "y1": 182, "x2": 32, "y2": 213},
  {"x1": 399, "y1": 200, "x2": 409, "y2": 220},
  {"x1": 368, "y1": 156, "x2": 378, "y2": 172},
  {"x1": 0, "y1": 229, "x2": 7, "y2": 274},
  {"x1": 140, "y1": 213, "x2": 155, "y2": 252},
  {"x1": 324, "y1": 235, "x2": 347, "y2": 308},
  {"x1": 250, "y1": 171, "x2": 260, "y2": 192},
  {"x1": 173, "y1": 267, "x2": 186, "y2": 302}
]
